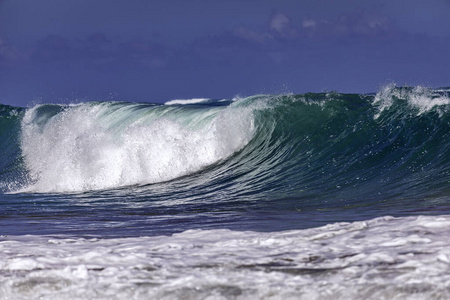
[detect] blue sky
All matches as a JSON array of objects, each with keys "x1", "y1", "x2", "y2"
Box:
[{"x1": 0, "y1": 0, "x2": 449, "y2": 106}]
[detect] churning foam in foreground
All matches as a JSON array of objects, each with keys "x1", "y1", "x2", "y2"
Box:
[
  {"x1": 1, "y1": 215, "x2": 450, "y2": 299},
  {"x1": 19, "y1": 102, "x2": 255, "y2": 192}
]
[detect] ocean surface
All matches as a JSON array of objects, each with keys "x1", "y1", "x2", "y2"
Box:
[{"x1": 0, "y1": 84, "x2": 449, "y2": 299}]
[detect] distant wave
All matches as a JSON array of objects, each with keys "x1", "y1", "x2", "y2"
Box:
[{"x1": 164, "y1": 98, "x2": 210, "y2": 105}]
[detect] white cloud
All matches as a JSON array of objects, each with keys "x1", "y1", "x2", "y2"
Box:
[
  {"x1": 301, "y1": 9, "x2": 395, "y2": 38},
  {"x1": 302, "y1": 19, "x2": 317, "y2": 29},
  {"x1": 233, "y1": 27, "x2": 269, "y2": 44},
  {"x1": 269, "y1": 13, "x2": 299, "y2": 40}
]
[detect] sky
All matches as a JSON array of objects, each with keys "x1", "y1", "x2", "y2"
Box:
[{"x1": 0, "y1": 0, "x2": 449, "y2": 106}]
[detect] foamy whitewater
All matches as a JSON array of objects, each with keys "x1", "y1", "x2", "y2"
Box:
[{"x1": 0, "y1": 84, "x2": 449, "y2": 299}]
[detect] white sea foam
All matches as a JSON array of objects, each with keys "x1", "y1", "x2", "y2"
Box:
[
  {"x1": 1, "y1": 215, "x2": 450, "y2": 299},
  {"x1": 373, "y1": 84, "x2": 450, "y2": 118},
  {"x1": 408, "y1": 86, "x2": 450, "y2": 114},
  {"x1": 19, "y1": 102, "x2": 255, "y2": 192},
  {"x1": 164, "y1": 98, "x2": 210, "y2": 105}
]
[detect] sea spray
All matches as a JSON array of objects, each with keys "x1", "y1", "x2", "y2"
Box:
[{"x1": 19, "y1": 101, "x2": 255, "y2": 192}]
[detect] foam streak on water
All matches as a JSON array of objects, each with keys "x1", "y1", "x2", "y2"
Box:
[
  {"x1": 164, "y1": 98, "x2": 211, "y2": 105},
  {"x1": 1, "y1": 215, "x2": 450, "y2": 299}
]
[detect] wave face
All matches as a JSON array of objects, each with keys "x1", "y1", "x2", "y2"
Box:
[
  {"x1": 1, "y1": 85, "x2": 449, "y2": 213},
  {"x1": 0, "y1": 104, "x2": 25, "y2": 192},
  {"x1": 17, "y1": 101, "x2": 255, "y2": 192}
]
